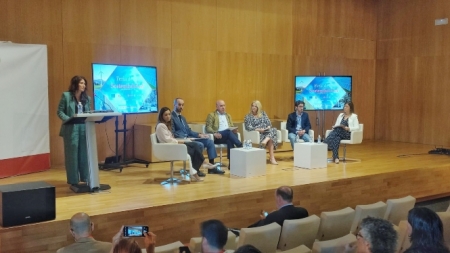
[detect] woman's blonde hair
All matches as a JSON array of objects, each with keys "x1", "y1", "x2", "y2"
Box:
[{"x1": 250, "y1": 100, "x2": 263, "y2": 117}]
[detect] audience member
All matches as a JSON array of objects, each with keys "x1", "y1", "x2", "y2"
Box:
[
  {"x1": 244, "y1": 100, "x2": 278, "y2": 165},
  {"x1": 324, "y1": 101, "x2": 359, "y2": 164},
  {"x1": 286, "y1": 101, "x2": 311, "y2": 149},
  {"x1": 234, "y1": 244, "x2": 262, "y2": 253},
  {"x1": 205, "y1": 100, "x2": 242, "y2": 170},
  {"x1": 248, "y1": 186, "x2": 308, "y2": 228},
  {"x1": 156, "y1": 107, "x2": 217, "y2": 182},
  {"x1": 347, "y1": 216, "x2": 397, "y2": 253},
  {"x1": 56, "y1": 212, "x2": 112, "y2": 253},
  {"x1": 404, "y1": 207, "x2": 450, "y2": 253},
  {"x1": 171, "y1": 98, "x2": 218, "y2": 175},
  {"x1": 200, "y1": 219, "x2": 228, "y2": 253},
  {"x1": 110, "y1": 226, "x2": 156, "y2": 253}
]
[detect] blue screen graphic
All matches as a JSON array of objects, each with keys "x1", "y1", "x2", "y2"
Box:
[
  {"x1": 294, "y1": 76, "x2": 352, "y2": 110},
  {"x1": 92, "y1": 63, "x2": 158, "y2": 114}
]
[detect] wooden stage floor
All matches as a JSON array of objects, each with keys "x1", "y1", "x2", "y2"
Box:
[{"x1": 1, "y1": 140, "x2": 450, "y2": 253}]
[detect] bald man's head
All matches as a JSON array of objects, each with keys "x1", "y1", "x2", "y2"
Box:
[
  {"x1": 216, "y1": 100, "x2": 226, "y2": 114},
  {"x1": 70, "y1": 212, "x2": 92, "y2": 236}
]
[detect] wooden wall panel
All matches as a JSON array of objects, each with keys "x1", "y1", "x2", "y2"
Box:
[
  {"x1": 0, "y1": 0, "x2": 65, "y2": 167},
  {"x1": 171, "y1": 49, "x2": 217, "y2": 121},
  {"x1": 1, "y1": 0, "x2": 378, "y2": 166},
  {"x1": 258, "y1": 0, "x2": 293, "y2": 55},
  {"x1": 255, "y1": 54, "x2": 293, "y2": 120},
  {"x1": 120, "y1": 0, "x2": 172, "y2": 48},
  {"x1": 216, "y1": 51, "x2": 257, "y2": 122},
  {"x1": 217, "y1": 0, "x2": 260, "y2": 53},
  {"x1": 292, "y1": 0, "x2": 377, "y2": 140},
  {"x1": 62, "y1": 0, "x2": 121, "y2": 44},
  {"x1": 171, "y1": 0, "x2": 217, "y2": 51},
  {"x1": 376, "y1": 0, "x2": 450, "y2": 145}
]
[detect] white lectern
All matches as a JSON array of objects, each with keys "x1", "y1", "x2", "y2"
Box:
[{"x1": 64, "y1": 112, "x2": 122, "y2": 193}]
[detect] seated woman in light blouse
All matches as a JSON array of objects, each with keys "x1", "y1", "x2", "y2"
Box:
[
  {"x1": 324, "y1": 101, "x2": 359, "y2": 164},
  {"x1": 244, "y1": 100, "x2": 278, "y2": 165},
  {"x1": 155, "y1": 107, "x2": 217, "y2": 182}
]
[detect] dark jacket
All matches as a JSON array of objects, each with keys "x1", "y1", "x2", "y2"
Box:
[
  {"x1": 286, "y1": 111, "x2": 311, "y2": 134},
  {"x1": 249, "y1": 205, "x2": 309, "y2": 228}
]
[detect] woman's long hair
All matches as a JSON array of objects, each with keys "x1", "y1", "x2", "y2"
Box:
[
  {"x1": 157, "y1": 107, "x2": 172, "y2": 131},
  {"x1": 408, "y1": 207, "x2": 449, "y2": 251},
  {"x1": 250, "y1": 100, "x2": 263, "y2": 118},
  {"x1": 69, "y1": 75, "x2": 88, "y2": 105},
  {"x1": 112, "y1": 238, "x2": 141, "y2": 253}
]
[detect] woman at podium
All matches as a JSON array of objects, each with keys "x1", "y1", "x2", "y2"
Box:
[{"x1": 57, "y1": 75, "x2": 91, "y2": 186}]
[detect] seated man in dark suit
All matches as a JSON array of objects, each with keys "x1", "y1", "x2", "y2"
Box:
[
  {"x1": 286, "y1": 100, "x2": 311, "y2": 149},
  {"x1": 172, "y1": 98, "x2": 219, "y2": 175},
  {"x1": 248, "y1": 186, "x2": 308, "y2": 228}
]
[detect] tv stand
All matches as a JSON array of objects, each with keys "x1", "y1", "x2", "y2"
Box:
[{"x1": 99, "y1": 114, "x2": 150, "y2": 171}]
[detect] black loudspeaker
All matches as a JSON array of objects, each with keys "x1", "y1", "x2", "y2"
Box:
[{"x1": 0, "y1": 181, "x2": 55, "y2": 227}]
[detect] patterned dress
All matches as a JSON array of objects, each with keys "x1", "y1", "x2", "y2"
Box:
[
  {"x1": 244, "y1": 111, "x2": 278, "y2": 149},
  {"x1": 325, "y1": 117, "x2": 351, "y2": 160}
]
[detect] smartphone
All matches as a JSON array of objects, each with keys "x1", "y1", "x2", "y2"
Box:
[
  {"x1": 179, "y1": 246, "x2": 191, "y2": 253},
  {"x1": 123, "y1": 225, "x2": 149, "y2": 237}
]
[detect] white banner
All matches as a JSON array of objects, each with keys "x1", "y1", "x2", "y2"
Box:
[{"x1": 0, "y1": 42, "x2": 49, "y2": 160}]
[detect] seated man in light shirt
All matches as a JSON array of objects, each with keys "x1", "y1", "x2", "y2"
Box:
[
  {"x1": 205, "y1": 100, "x2": 242, "y2": 171},
  {"x1": 286, "y1": 100, "x2": 311, "y2": 149}
]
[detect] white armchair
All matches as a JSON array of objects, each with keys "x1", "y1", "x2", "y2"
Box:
[
  {"x1": 325, "y1": 124, "x2": 363, "y2": 161},
  {"x1": 243, "y1": 128, "x2": 282, "y2": 145},
  {"x1": 280, "y1": 121, "x2": 315, "y2": 143},
  {"x1": 150, "y1": 133, "x2": 189, "y2": 185},
  {"x1": 201, "y1": 125, "x2": 241, "y2": 165}
]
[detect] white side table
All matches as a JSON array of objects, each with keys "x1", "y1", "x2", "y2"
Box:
[
  {"x1": 294, "y1": 143, "x2": 327, "y2": 169},
  {"x1": 230, "y1": 148, "x2": 266, "y2": 177}
]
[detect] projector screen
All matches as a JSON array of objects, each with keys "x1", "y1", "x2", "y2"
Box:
[
  {"x1": 92, "y1": 63, "x2": 158, "y2": 114},
  {"x1": 294, "y1": 76, "x2": 352, "y2": 110}
]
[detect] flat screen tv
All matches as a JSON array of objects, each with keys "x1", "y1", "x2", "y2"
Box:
[
  {"x1": 294, "y1": 76, "x2": 352, "y2": 110},
  {"x1": 92, "y1": 63, "x2": 158, "y2": 114}
]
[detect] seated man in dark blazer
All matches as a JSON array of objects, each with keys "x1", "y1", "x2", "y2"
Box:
[
  {"x1": 286, "y1": 100, "x2": 311, "y2": 149},
  {"x1": 248, "y1": 186, "x2": 308, "y2": 228},
  {"x1": 172, "y1": 98, "x2": 220, "y2": 175}
]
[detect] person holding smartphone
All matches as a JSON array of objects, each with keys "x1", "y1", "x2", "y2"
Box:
[
  {"x1": 110, "y1": 226, "x2": 156, "y2": 253},
  {"x1": 248, "y1": 186, "x2": 308, "y2": 228}
]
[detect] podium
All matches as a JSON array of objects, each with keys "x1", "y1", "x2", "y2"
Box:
[{"x1": 64, "y1": 112, "x2": 122, "y2": 193}]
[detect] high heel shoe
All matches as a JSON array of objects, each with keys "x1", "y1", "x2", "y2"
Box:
[
  {"x1": 190, "y1": 174, "x2": 204, "y2": 182},
  {"x1": 269, "y1": 158, "x2": 278, "y2": 165},
  {"x1": 334, "y1": 158, "x2": 339, "y2": 164},
  {"x1": 202, "y1": 163, "x2": 218, "y2": 169}
]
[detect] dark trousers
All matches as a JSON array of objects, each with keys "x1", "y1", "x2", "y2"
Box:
[
  {"x1": 214, "y1": 130, "x2": 242, "y2": 159},
  {"x1": 325, "y1": 128, "x2": 350, "y2": 160},
  {"x1": 184, "y1": 142, "x2": 205, "y2": 171}
]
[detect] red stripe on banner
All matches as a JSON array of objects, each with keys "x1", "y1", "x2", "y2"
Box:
[{"x1": 0, "y1": 154, "x2": 50, "y2": 178}]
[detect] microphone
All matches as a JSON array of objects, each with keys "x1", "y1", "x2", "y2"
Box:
[{"x1": 92, "y1": 93, "x2": 114, "y2": 113}]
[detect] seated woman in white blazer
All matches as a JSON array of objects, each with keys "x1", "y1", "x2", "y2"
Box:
[{"x1": 324, "y1": 101, "x2": 360, "y2": 164}]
